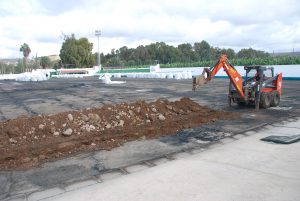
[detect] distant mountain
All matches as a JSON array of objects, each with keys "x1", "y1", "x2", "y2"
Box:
[
  {"x1": 0, "y1": 55, "x2": 60, "y2": 65},
  {"x1": 0, "y1": 58, "x2": 19, "y2": 65}
]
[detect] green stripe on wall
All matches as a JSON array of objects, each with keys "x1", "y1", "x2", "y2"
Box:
[{"x1": 97, "y1": 68, "x2": 150, "y2": 74}]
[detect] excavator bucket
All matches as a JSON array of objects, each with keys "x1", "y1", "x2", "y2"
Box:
[
  {"x1": 192, "y1": 68, "x2": 210, "y2": 91},
  {"x1": 192, "y1": 74, "x2": 206, "y2": 91}
]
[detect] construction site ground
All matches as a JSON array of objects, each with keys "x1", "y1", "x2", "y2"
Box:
[{"x1": 1, "y1": 77, "x2": 300, "y2": 200}]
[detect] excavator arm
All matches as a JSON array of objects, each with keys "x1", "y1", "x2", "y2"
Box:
[{"x1": 193, "y1": 54, "x2": 245, "y2": 98}]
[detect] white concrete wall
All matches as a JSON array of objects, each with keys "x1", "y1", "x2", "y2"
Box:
[{"x1": 160, "y1": 65, "x2": 300, "y2": 79}]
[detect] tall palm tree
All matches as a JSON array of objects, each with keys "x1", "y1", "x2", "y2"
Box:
[{"x1": 19, "y1": 43, "x2": 31, "y2": 72}]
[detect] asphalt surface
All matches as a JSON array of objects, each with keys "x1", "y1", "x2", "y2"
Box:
[
  {"x1": 1, "y1": 77, "x2": 300, "y2": 120},
  {"x1": 0, "y1": 77, "x2": 300, "y2": 200}
]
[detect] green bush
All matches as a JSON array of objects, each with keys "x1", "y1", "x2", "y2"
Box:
[{"x1": 159, "y1": 56, "x2": 300, "y2": 68}]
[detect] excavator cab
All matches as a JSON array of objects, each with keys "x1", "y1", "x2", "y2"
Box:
[{"x1": 244, "y1": 66, "x2": 274, "y2": 83}]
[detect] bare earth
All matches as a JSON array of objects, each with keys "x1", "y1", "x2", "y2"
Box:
[{"x1": 0, "y1": 97, "x2": 239, "y2": 170}]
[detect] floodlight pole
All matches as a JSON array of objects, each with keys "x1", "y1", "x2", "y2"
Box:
[{"x1": 95, "y1": 30, "x2": 101, "y2": 70}]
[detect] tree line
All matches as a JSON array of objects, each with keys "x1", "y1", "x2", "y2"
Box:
[
  {"x1": 100, "y1": 41, "x2": 271, "y2": 67},
  {"x1": 1, "y1": 34, "x2": 299, "y2": 75},
  {"x1": 59, "y1": 35, "x2": 297, "y2": 68}
]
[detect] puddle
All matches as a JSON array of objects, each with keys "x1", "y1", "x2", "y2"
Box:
[
  {"x1": 242, "y1": 113, "x2": 256, "y2": 118},
  {"x1": 268, "y1": 106, "x2": 293, "y2": 111},
  {"x1": 136, "y1": 89, "x2": 152, "y2": 92}
]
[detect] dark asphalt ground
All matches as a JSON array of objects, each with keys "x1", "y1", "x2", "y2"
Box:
[
  {"x1": 1, "y1": 77, "x2": 299, "y2": 120},
  {"x1": 0, "y1": 77, "x2": 300, "y2": 200}
]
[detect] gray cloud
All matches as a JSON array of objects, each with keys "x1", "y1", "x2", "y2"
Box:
[
  {"x1": 38, "y1": 0, "x2": 87, "y2": 15},
  {"x1": 35, "y1": 35, "x2": 61, "y2": 43},
  {"x1": 0, "y1": 0, "x2": 299, "y2": 58}
]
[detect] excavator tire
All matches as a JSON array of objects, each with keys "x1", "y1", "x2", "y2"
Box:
[
  {"x1": 260, "y1": 92, "x2": 271, "y2": 109},
  {"x1": 270, "y1": 91, "x2": 280, "y2": 107}
]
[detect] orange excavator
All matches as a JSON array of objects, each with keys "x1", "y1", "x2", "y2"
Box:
[{"x1": 192, "y1": 54, "x2": 283, "y2": 110}]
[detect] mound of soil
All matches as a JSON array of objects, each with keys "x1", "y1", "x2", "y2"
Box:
[{"x1": 0, "y1": 97, "x2": 239, "y2": 170}]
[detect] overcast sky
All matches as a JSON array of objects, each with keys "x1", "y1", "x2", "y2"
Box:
[{"x1": 0, "y1": 0, "x2": 299, "y2": 58}]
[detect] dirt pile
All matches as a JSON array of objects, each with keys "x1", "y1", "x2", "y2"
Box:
[{"x1": 0, "y1": 97, "x2": 239, "y2": 170}]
